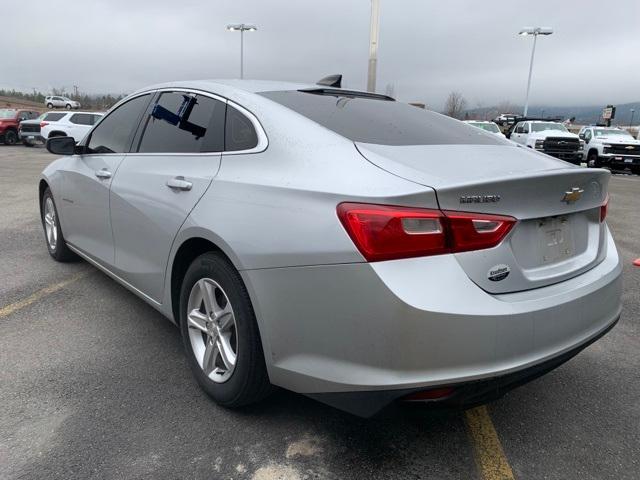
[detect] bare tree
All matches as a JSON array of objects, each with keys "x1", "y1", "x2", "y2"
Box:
[{"x1": 444, "y1": 91, "x2": 467, "y2": 119}]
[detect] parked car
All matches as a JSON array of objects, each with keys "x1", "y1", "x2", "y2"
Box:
[
  {"x1": 509, "y1": 120, "x2": 583, "y2": 163},
  {"x1": 578, "y1": 126, "x2": 640, "y2": 174},
  {"x1": 19, "y1": 111, "x2": 68, "y2": 146},
  {"x1": 0, "y1": 109, "x2": 40, "y2": 145},
  {"x1": 41, "y1": 112, "x2": 104, "y2": 143},
  {"x1": 464, "y1": 120, "x2": 506, "y2": 138},
  {"x1": 40, "y1": 79, "x2": 621, "y2": 417},
  {"x1": 45, "y1": 96, "x2": 81, "y2": 110}
]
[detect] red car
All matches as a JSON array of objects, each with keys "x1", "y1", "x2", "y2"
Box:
[{"x1": 0, "y1": 109, "x2": 40, "y2": 145}]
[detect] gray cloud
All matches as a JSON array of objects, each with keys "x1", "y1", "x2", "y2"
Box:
[{"x1": 4, "y1": 0, "x2": 639, "y2": 109}]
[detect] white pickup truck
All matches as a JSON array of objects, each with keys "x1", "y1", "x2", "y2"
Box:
[
  {"x1": 509, "y1": 120, "x2": 583, "y2": 164},
  {"x1": 578, "y1": 126, "x2": 640, "y2": 173}
]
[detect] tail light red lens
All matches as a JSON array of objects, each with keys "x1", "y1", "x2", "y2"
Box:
[
  {"x1": 337, "y1": 202, "x2": 516, "y2": 262},
  {"x1": 600, "y1": 195, "x2": 609, "y2": 223},
  {"x1": 40, "y1": 121, "x2": 49, "y2": 128}
]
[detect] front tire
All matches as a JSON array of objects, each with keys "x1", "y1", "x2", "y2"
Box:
[
  {"x1": 179, "y1": 252, "x2": 272, "y2": 407},
  {"x1": 3, "y1": 130, "x2": 17, "y2": 145},
  {"x1": 587, "y1": 150, "x2": 601, "y2": 168},
  {"x1": 41, "y1": 188, "x2": 77, "y2": 262},
  {"x1": 631, "y1": 166, "x2": 640, "y2": 175}
]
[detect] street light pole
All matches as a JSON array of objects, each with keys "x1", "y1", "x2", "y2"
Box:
[
  {"x1": 367, "y1": 0, "x2": 380, "y2": 93},
  {"x1": 630, "y1": 108, "x2": 636, "y2": 127},
  {"x1": 519, "y1": 27, "x2": 553, "y2": 117},
  {"x1": 226, "y1": 23, "x2": 257, "y2": 79}
]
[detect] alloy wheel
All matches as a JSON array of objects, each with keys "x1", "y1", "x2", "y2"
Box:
[
  {"x1": 187, "y1": 278, "x2": 238, "y2": 383},
  {"x1": 44, "y1": 197, "x2": 58, "y2": 251}
]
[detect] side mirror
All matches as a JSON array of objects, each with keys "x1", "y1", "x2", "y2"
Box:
[
  {"x1": 46, "y1": 136, "x2": 76, "y2": 155},
  {"x1": 578, "y1": 133, "x2": 585, "y2": 139}
]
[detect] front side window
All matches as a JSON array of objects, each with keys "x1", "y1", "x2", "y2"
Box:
[
  {"x1": 225, "y1": 105, "x2": 258, "y2": 151},
  {"x1": 87, "y1": 94, "x2": 152, "y2": 154},
  {"x1": 44, "y1": 112, "x2": 66, "y2": 122},
  {"x1": 137, "y1": 92, "x2": 225, "y2": 153},
  {"x1": 514, "y1": 123, "x2": 524, "y2": 134}
]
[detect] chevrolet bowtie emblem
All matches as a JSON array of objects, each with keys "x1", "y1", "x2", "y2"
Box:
[
  {"x1": 625, "y1": 145, "x2": 635, "y2": 150},
  {"x1": 562, "y1": 187, "x2": 584, "y2": 204}
]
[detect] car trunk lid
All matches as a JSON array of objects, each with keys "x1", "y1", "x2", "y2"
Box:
[{"x1": 356, "y1": 143, "x2": 610, "y2": 293}]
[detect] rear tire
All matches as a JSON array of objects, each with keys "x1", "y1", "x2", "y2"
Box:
[
  {"x1": 179, "y1": 252, "x2": 272, "y2": 408},
  {"x1": 23, "y1": 140, "x2": 34, "y2": 147},
  {"x1": 47, "y1": 103, "x2": 54, "y2": 109},
  {"x1": 3, "y1": 130, "x2": 17, "y2": 145},
  {"x1": 65, "y1": 104, "x2": 72, "y2": 110},
  {"x1": 41, "y1": 188, "x2": 78, "y2": 262}
]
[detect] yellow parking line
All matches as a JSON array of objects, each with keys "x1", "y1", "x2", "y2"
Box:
[
  {"x1": 465, "y1": 406, "x2": 515, "y2": 480},
  {"x1": 0, "y1": 270, "x2": 90, "y2": 319}
]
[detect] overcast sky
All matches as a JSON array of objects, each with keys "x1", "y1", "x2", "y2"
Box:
[{"x1": 4, "y1": 0, "x2": 639, "y2": 109}]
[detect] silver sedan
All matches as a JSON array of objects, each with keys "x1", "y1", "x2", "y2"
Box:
[{"x1": 40, "y1": 79, "x2": 622, "y2": 416}]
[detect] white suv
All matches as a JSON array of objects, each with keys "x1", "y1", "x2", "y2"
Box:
[
  {"x1": 45, "y1": 96, "x2": 81, "y2": 110},
  {"x1": 41, "y1": 112, "x2": 104, "y2": 143},
  {"x1": 579, "y1": 126, "x2": 640, "y2": 173},
  {"x1": 509, "y1": 120, "x2": 583, "y2": 164}
]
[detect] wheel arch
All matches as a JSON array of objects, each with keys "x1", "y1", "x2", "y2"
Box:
[
  {"x1": 38, "y1": 179, "x2": 50, "y2": 217},
  {"x1": 169, "y1": 235, "x2": 239, "y2": 326}
]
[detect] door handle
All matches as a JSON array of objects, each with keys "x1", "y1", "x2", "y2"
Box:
[
  {"x1": 166, "y1": 176, "x2": 193, "y2": 191},
  {"x1": 95, "y1": 168, "x2": 112, "y2": 179}
]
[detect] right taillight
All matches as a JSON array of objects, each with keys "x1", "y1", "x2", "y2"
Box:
[
  {"x1": 600, "y1": 195, "x2": 609, "y2": 223},
  {"x1": 337, "y1": 202, "x2": 516, "y2": 262}
]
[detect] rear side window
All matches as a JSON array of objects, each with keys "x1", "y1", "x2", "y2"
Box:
[
  {"x1": 225, "y1": 105, "x2": 258, "y2": 151},
  {"x1": 70, "y1": 113, "x2": 94, "y2": 125},
  {"x1": 137, "y1": 92, "x2": 225, "y2": 153},
  {"x1": 90, "y1": 114, "x2": 103, "y2": 125},
  {"x1": 87, "y1": 94, "x2": 152, "y2": 154},
  {"x1": 259, "y1": 90, "x2": 502, "y2": 146},
  {"x1": 43, "y1": 112, "x2": 66, "y2": 122}
]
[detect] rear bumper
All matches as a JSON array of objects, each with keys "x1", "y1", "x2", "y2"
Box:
[
  {"x1": 308, "y1": 315, "x2": 619, "y2": 417},
  {"x1": 243, "y1": 230, "x2": 622, "y2": 413}
]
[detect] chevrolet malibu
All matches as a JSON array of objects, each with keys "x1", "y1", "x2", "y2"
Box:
[{"x1": 40, "y1": 79, "x2": 622, "y2": 416}]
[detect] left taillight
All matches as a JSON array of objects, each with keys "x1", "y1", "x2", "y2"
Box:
[
  {"x1": 40, "y1": 121, "x2": 49, "y2": 128},
  {"x1": 337, "y1": 202, "x2": 516, "y2": 262}
]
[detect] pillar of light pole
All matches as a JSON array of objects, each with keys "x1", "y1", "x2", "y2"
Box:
[
  {"x1": 367, "y1": 0, "x2": 380, "y2": 93},
  {"x1": 630, "y1": 108, "x2": 635, "y2": 127},
  {"x1": 226, "y1": 23, "x2": 257, "y2": 79},
  {"x1": 519, "y1": 26, "x2": 553, "y2": 117}
]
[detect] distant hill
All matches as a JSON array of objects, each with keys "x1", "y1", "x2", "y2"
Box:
[
  {"x1": 0, "y1": 96, "x2": 42, "y2": 109},
  {"x1": 466, "y1": 101, "x2": 640, "y2": 126}
]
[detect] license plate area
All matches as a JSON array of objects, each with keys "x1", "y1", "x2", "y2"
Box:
[{"x1": 538, "y1": 216, "x2": 575, "y2": 264}]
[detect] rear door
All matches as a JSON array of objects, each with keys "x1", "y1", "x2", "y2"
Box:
[
  {"x1": 59, "y1": 94, "x2": 153, "y2": 265},
  {"x1": 109, "y1": 91, "x2": 226, "y2": 301}
]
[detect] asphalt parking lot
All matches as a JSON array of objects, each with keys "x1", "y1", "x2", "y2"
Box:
[{"x1": 1, "y1": 145, "x2": 638, "y2": 480}]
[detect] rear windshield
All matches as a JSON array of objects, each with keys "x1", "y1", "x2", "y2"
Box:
[{"x1": 259, "y1": 90, "x2": 503, "y2": 146}]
